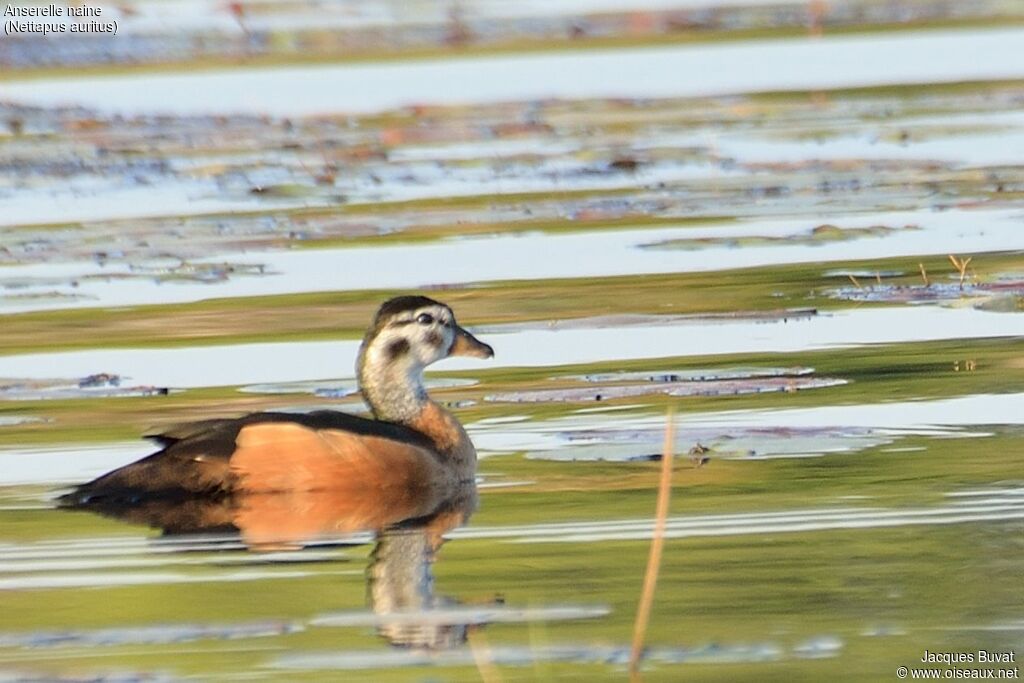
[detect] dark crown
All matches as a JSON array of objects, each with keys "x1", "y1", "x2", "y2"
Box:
[{"x1": 373, "y1": 295, "x2": 446, "y2": 327}]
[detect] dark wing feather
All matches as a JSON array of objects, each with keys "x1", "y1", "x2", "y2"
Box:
[{"x1": 59, "y1": 410, "x2": 435, "y2": 506}]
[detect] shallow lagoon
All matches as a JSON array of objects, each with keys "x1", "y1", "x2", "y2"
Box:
[
  {"x1": 1, "y1": 7, "x2": 1022, "y2": 681},
  {"x1": 6, "y1": 28, "x2": 1024, "y2": 116}
]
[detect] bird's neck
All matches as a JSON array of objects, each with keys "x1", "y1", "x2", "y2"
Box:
[
  {"x1": 357, "y1": 342, "x2": 477, "y2": 476},
  {"x1": 357, "y1": 350, "x2": 476, "y2": 476},
  {"x1": 358, "y1": 356, "x2": 429, "y2": 425}
]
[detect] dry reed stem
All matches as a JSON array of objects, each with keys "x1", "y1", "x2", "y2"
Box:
[
  {"x1": 629, "y1": 410, "x2": 676, "y2": 681},
  {"x1": 919, "y1": 262, "x2": 930, "y2": 287},
  {"x1": 948, "y1": 254, "x2": 973, "y2": 290},
  {"x1": 847, "y1": 274, "x2": 862, "y2": 289}
]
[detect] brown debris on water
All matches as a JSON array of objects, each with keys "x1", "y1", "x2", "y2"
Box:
[{"x1": 688, "y1": 442, "x2": 711, "y2": 468}]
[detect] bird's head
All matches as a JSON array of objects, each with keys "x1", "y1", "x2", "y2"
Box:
[{"x1": 360, "y1": 295, "x2": 494, "y2": 375}]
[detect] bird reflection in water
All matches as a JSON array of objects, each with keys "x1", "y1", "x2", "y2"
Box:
[{"x1": 65, "y1": 480, "x2": 483, "y2": 650}]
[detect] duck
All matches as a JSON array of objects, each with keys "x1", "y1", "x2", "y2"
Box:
[{"x1": 60, "y1": 295, "x2": 493, "y2": 507}]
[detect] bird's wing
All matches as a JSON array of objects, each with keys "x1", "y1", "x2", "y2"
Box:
[
  {"x1": 231, "y1": 421, "x2": 443, "y2": 494},
  {"x1": 61, "y1": 410, "x2": 437, "y2": 504},
  {"x1": 229, "y1": 422, "x2": 452, "y2": 544}
]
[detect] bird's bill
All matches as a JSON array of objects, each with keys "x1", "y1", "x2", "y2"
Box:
[{"x1": 450, "y1": 326, "x2": 494, "y2": 359}]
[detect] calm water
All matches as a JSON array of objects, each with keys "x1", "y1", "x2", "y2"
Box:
[
  {"x1": 1, "y1": 5, "x2": 1023, "y2": 681},
  {"x1": 6, "y1": 28, "x2": 1024, "y2": 116}
]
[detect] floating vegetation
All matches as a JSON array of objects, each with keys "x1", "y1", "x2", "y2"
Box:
[
  {"x1": 0, "y1": 620, "x2": 300, "y2": 649},
  {"x1": 568, "y1": 366, "x2": 815, "y2": 383},
  {"x1": 124, "y1": 260, "x2": 270, "y2": 284},
  {"x1": 238, "y1": 377, "x2": 476, "y2": 396},
  {"x1": 0, "y1": 375, "x2": 169, "y2": 401},
  {"x1": 523, "y1": 426, "x2": 889, "y2": 462},
  {"x1": 486, "y1": 376, "x2": 846, "y2": 404},
  {"x1": 643, "y1": 224, "x2": 920, "y2": 251},
  {"x1": 1, "y1": 77, "x2": 1023, "y2": 315},
  {"x1": 488, "y1": 365, "x2": 841, "y2": 404},
  {"x1": 826, "y1": 278, "x2": 1024, "y2": 310}
]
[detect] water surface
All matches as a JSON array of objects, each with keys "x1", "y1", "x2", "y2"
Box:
[{"x1": 1, "y1": 16, "x2": 1022, "y2": 683}]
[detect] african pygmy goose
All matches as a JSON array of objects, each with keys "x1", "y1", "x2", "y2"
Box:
[{"x1": 61, "y1": 296, "x2": 493, "y2": 506}]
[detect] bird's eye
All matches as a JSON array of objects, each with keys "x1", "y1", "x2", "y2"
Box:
[{"x1": 416, "y1": 313, "x2": 434, "y2": 325}]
